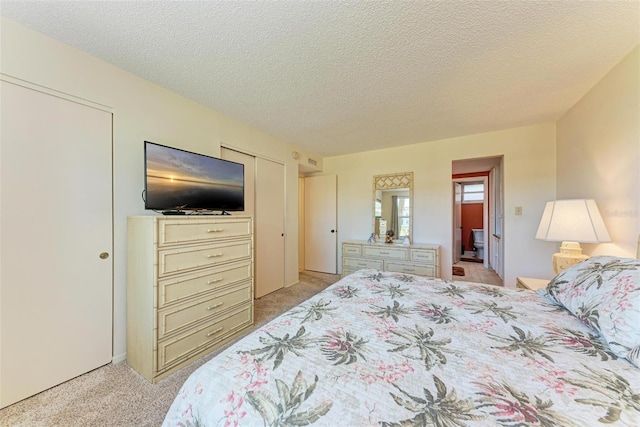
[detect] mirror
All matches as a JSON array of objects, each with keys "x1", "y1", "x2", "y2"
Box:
[{"x1": 373, "y1": 172, "x2": 413, "y2": 243}]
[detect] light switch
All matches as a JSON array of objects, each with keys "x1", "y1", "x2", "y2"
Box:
[{"x1": 515, "y1": 206, "x2": 523, "y2": 215}]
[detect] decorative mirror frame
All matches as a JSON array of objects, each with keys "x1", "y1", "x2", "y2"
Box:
[{"x1": 373, "y1": 172, "x2": 414, "y2": 243}]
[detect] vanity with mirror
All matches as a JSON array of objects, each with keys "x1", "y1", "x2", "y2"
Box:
[{"x1": 341, "y1": 172, "x2": 440, "y2": 278}]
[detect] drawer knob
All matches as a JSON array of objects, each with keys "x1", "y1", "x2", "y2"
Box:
[
  {"x1": 207, "y1": 228, "x2": 224, "y2": 233},
  {"x1": 207, "y1": 302, "x2": 224, "y2": 310},
  {"x1": 207, "y1": 278, "x2": 223, "y2": 285},
  {"x1": 207, "y1": 327, "x2": 223, "y2": 337},
  {"x1": 206, "y1": 253, "x2": 224, "y2": 258}
]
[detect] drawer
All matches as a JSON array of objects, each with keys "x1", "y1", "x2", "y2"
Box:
[
  {"x1": 362, "y1": 245, "x2": 408, "y2": 260},
  {"x1": 158, "y1": 260, "x2": 252, "y2": 307},
  {"x1": 385, "y1": 261, "x2": 437, "y2": 277},
  {"x1": 158, "y1": 240, "x2": 252, "y2": 277},
  {"x1": 411, "y1": 249, "x2": 437, "y2": 264},
  {"x1": 158, "y1": 281, "x2": 251, "y2": 339},
  {"x1": 342, "y1": 244, "x2": 362, "y2": 257},
  {"x1": 343, "y1": 257, "x2": 383, "y2": 270},
  {"x1": 158, "y1": 218, "x2": 251, "y2": 246},
  {"x1": 158, "y1": 303, "x2": 253, "y2": 372}
]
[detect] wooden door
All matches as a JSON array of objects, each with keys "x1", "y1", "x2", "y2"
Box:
[
  {"x1": 254, "y1": 158, "x2": 285, "y2": 297},
  {"x1": 0, "y1": 81, "x2": 113, "y2": 408},
  {"x1": 304, "y1": 175, "x2": 337, "y2": 273}
]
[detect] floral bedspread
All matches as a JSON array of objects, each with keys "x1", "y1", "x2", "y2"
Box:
[{"x1": 163, "y1": 269, "x2": 640, "y2": 426}]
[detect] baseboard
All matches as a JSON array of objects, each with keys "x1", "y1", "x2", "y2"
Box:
[
  {"x1": 285, "y1": 280, "x2": 299, "y2": 288},
  {"x1": 112, "y1": 352, "x2": 127, "y2": 364}
]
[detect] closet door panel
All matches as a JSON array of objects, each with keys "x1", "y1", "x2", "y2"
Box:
[
  {"x1": 254, "y1": 158, "x2": 285, "y2": 297},
  {"x1": 221, "y1": 149, "x2": 286, "y2": 299},
  {"x1": 0, "y1": 81, "x2": 113, "y2": 408}
]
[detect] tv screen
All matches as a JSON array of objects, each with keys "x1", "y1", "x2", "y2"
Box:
[{"x1": 144, "y1": 141, "x2": 244, "y2": 213}]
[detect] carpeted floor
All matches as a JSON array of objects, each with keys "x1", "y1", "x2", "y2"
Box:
[{"x1": 0, "y1": 270, "x2": 341, "y2": 427}]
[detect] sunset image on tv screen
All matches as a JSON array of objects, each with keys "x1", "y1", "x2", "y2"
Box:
[{"x1": 145, "y1": 142, "x2": 244, "y2": 211}]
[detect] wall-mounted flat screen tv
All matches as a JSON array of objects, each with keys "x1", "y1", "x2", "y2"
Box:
[{"x1": 144, "y1": 141, "x2": 244, "y2": 213}]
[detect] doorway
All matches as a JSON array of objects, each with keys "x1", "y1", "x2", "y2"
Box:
[
  {"x1": 452, "y1": 156, "x2": 504, "y2": 285},
  {"x1": 455, "y1": 177, "x2": 488, "y2": 265}
]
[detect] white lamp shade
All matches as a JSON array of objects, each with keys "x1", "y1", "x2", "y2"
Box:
[{"x1": 535, "y1": 199, "x2": 611, "y2": 243}]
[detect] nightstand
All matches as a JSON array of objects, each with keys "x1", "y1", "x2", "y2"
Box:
[{"x1": 516, "y1": 277, "x2": 550, "y2": 291}]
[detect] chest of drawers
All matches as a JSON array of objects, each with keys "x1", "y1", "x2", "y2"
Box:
[
  {"x1": 341, "y1": 240, "x2": 440, "y2": 278},
  {"x1": 127, "y1": 215, "x2": 254, "y2": 382}
]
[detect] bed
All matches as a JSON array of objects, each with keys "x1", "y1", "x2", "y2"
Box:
[{"x1": 163, "y1": 256, "x2": 640, "y2": 426}]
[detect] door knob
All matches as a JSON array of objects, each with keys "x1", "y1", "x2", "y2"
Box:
[{"x1": 99, "y1": 252, "x2": 110, "y2": 259}]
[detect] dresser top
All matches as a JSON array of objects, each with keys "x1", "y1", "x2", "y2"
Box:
[
  {"x1": 343, "y1": 240, "x2": 440, "y2": 250},
  {"x1": 129, "y1": 214, "x2": 252, "y2": 220}
]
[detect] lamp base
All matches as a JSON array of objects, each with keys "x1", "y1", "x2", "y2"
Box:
[{"x1": 552, "y1": 241, "x2": 589, "y2": 275}]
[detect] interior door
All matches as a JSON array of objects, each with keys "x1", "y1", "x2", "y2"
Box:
[
  {"x1": 304, "y1": 175, "x2": 337, "y2": 273},
  {"x1": 0, "y1": 81, "x2": 113, "y2": 408},
  {"x1": 254, "y1": 158, "x2": 285, "y2": 297},
  {"x1": 491, "y1": 159, "x2": 505, "y2": 279},
  {"x1": 453, "y1": 182, "x2": 462, "y2": 263}
]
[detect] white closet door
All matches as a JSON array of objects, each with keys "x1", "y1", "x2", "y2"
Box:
[
  {"x1": 0, "y1": 81, "x2": 113, "y2": 408},
  {"x1": 304, "y1": 175, "x2": 337, "y2": 274},
  {"x1": 254, "y1": 158, "x2": 285, "y2": 297},
  {"x1": 221, "y1": 150, "x2": 285, "y2": 298}
]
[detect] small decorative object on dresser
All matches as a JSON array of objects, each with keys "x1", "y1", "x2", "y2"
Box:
[
  {"x1": 384, "y1": 229, "x2": 395, "y2": 244},
  {"x1": 516, "y1": 276, "x2": 550, "y2": 291},
  {"x1": 126, "y1": 215, "x2": 254, "y2": 382},
  {"x1": 342, "y1": 240, "x2": 439, "y2": 278}
]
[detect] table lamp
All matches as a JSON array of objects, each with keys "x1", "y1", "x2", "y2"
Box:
[{"x1": 535, "y1": 199, "x2": 611, "y2": 274}]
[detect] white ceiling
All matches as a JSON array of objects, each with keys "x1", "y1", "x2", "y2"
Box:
[{"x1": 1, "y1": 1, "x2": 638, "y2": 157}]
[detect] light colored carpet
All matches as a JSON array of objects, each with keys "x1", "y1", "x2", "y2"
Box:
[{"x1": 0, "y1": 270, "x2": 341, "y2": 427}]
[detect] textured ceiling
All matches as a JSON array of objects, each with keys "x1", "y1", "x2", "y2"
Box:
[{"x1": 1, "y1": 1, "x2": 639, "y2": 157}]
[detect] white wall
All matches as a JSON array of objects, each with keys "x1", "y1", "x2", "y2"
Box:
[
  {"x1": 322, "y1": 123, "x2": 558, "y2": 286},
  {"x1": 0, "y1": 17, "x2": 314, "y2": 362},
  {"x1": 556, "y1": 45, "x2": 640, "y2": 258}
]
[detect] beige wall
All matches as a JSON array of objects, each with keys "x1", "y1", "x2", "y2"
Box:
[
  {"x1": 322, "y1": 123, "x2": 558, "y2": 286},
  {"x1": 4, "y1": 14, "x2": 636, "y2": 363},
  {"x1": 557, "y1": 46, "x2": 640, "y2": 258},
  {"x1": 0, "y1": 17, "x2": 315, "y2": 362}
]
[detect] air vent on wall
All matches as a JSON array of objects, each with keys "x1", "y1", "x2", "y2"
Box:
[{"x1": 308, "y1": 158, "x2": 317, "y2": 166}]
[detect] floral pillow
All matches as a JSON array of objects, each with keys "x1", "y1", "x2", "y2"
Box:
[{"x1": 537, "y1": 255, "x2": 640, "y2": 367}]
